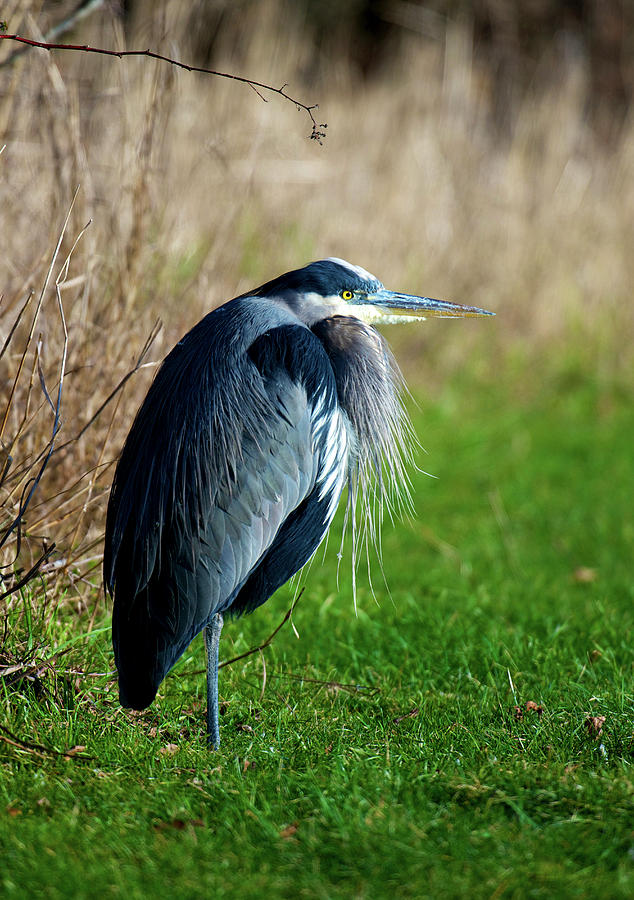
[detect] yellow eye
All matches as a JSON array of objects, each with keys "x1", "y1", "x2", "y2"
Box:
[{"x1": 341, "y1": 290, "x2": 354, "y2": 301}]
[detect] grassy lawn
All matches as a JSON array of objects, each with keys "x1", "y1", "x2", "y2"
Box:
[{"x1": 1, "y1": 365, "x2": 632, "y2": 898}]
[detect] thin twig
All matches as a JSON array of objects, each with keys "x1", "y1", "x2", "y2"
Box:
[
  {"x1": 0, "y1": 724, "x2": 95, "y2": 761},
  {"x1": 184, "y1": 590, "x2": 305, "y2": 678},
  {"x1": 0, "y1": 645, "x2": 74, "y2": 679},
  {"x1": 219, "y1": 588, "x2": 305, "y2": 669},
  {"x1": 0, "y1": 191, "x2": 82, "y2": 557},
  {"x1": 52, "y1": 320, "x2": 161, "y2": 453},
  {"x1": 393, "y1": 706, "x2": 420, "y2": 724},
  {"x1": 0, "y1": 542, "x2": 56, "y2": 601},
  {"x1": 270, "y1": 672, "x2": 380, "y2": 696},
  {"x1": 0, "y1": 291, "x2": 33, "y2": 362},
  {"x1": 0, "y1": 0, "x2": 105, "y2": 69},
  {"x1": 259, "y1": 649, "x2": 267, "y2": 702},
  {"x1": 0, "y1": 34, "x2": 327, "y2": 142},
  {"x1": 5, "y1": 322, "x2": 161, "y2": 495}
]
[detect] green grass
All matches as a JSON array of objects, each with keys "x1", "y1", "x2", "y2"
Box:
[{"x1": 2, "y1": 364, "x2": 633, "y2": 899}]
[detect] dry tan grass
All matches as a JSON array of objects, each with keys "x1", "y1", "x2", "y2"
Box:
[{"x1": 1, "y1": 1, "x2": 632, "y2": 619}]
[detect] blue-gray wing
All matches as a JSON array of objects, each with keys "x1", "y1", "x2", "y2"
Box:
[{"x1": 105, "y1": 299, "x2": 349, "y2": 709}]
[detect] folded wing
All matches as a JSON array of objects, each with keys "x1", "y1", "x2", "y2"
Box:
[{"x1": 105, "y1": 299, "x2": 349, "y2": 709}]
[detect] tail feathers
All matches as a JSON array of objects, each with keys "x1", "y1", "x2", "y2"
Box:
[
  {"x1": 114, "y1": 630, "x2": 163, "y2": 711},
  {"x1": 112, "y1": 577, "x2": 203, "y2": 711},
  {"x1": 117, "y1": 667, "x2": 160, "y2": 711},
  {"x1": 112, "y1": 590, "x2": 168, "y2": 712}
]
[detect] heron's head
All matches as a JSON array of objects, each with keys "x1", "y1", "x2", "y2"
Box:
[{"x1": 250, "y1": 258, "x2": 494, "y2": 326}]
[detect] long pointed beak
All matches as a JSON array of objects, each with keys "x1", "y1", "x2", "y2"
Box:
[{"x1": 371, "y1": 289, "x2": 494, "y2": 319}]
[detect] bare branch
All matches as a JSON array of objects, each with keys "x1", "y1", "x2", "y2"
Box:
[
  {"x1": 0, "y1": 0, "x2": 105, "y2": 68},
  {"x1": 0, "y1": 34, "x2": 327, "y2": 142}
]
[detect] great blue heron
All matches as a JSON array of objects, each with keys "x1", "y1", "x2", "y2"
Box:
[{"x1": 104, "y1": 258, "x2": 493, "y2": 748}]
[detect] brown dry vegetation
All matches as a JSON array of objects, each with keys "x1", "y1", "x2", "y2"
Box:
[{"x1": 0, "y1": 0, "x2": 632, "y2": 627}]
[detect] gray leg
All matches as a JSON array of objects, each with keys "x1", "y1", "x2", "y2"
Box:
[{"x1": 204, "y1": 612, "x2": 224, "y2": 749}]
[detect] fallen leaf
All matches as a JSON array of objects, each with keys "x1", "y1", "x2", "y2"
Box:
[
  {"x1": 584, "y1": 715, "x2": 606, "y2": 738},
  {"x1": 236, "y1": 723, "x2": 254, "y2": 733},
  {"x1": 525, "y1": 701, "x2": 543, "y2": 716},
  {"x1": 6, "y1": 807, "x2": 21, "y2": 817},
  {"x1": 280, "y1": 822, "x2": 299, "y2": 839},
  {"x1": 513, "y1": 706, "x2": 523, "y2": 721},
  {"x1": 172, "y1": 818, "x2": 202, "y2": 830},
  {"x1": 573, "y1": 567, "x2": 597, "y2": 583},
  {"x1": 159, "y1": 743, "x2": 179, "y2": 756},
  {"x1": 153, "y1": 817, "x2": 203, "y2": 832},
  {"x1": 64, "y1": 745, "x2": 87, "y2": 757},
  {"x1": 365, "y1": 799, "x2": 386, "y2": 825}
]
